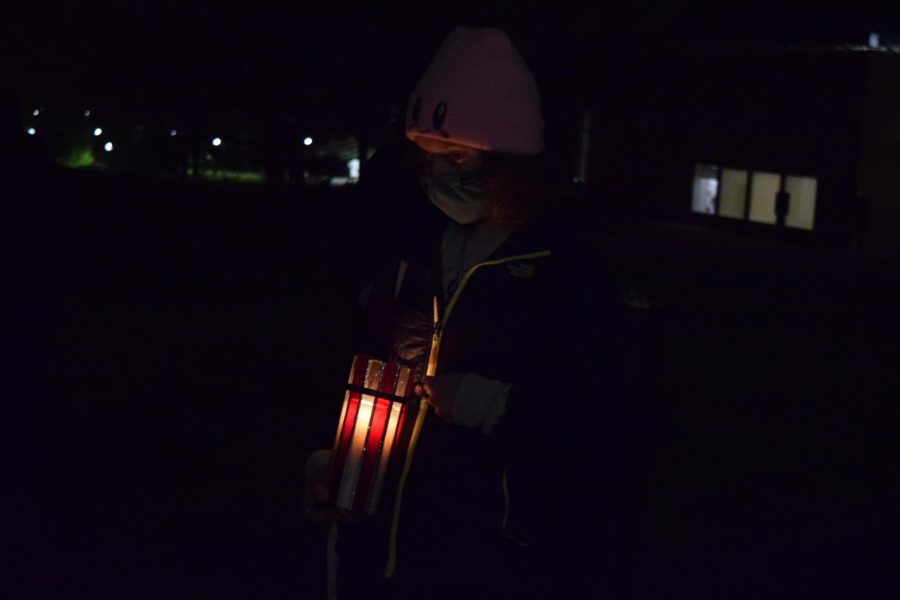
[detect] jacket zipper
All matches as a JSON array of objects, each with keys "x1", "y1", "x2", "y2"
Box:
[{"x1": 383, "y1": 250, "x2": 551, "y2": 578}]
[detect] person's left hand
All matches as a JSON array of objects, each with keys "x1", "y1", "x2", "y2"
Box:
[{"x1": 415, "y1": 373, "x2": 466, "y2": 422}]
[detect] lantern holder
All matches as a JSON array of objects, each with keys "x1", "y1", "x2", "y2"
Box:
[
  {"x1": 329, "y1": 355, "x2": 415, "y2": 518},
  {"x1": 344, "y1": 384, "x2": 411, "y2": 405}
]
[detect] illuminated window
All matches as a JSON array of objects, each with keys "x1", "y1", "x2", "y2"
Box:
[
  {"x1": 719, "y1": 168, "x2": 748, "y2": 220},
  {"x1": 691, "y1": 164, "x2": 718, "y2": 214},
  {"x1": 691, "y1": 163, "x2": 817, "y2": 230},
  {"x1": 748, "y1": 172, "x2": 780, "y2": 225},
  {"x1": 347, "y1": 158, "x2": 360, "y2": 180},
  {"x1": 784, "y1": 176, "x2": 817, "y2": 230}
]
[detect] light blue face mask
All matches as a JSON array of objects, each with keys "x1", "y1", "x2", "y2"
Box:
[{"x1": 426, "y1": 170, "x2": 490, "y2": 225}]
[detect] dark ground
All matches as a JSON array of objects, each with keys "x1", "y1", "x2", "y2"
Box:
[{"x1": 3, "y1": 165, "x2": 899, "y2": 598}]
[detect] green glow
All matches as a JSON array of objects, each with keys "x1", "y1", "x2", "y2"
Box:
[
  {"x1": 58, "y1": 144, "x2": 96, "y2": 169},
  {"x1": 199, "y1": 169, "x2": 264, "y2": 184}
]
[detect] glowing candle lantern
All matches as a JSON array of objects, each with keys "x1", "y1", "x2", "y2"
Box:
[{"x1": 330, "y1": 355, "x2": 413, "y2": 518}]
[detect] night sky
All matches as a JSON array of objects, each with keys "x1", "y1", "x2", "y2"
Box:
[{"x1": 7, "y1": 2, "x2": 900, "y2": 120}]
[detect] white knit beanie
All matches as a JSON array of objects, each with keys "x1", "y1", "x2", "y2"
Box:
[{"x1": 405, "y1": 26, "x2": 545, "y2": 156}]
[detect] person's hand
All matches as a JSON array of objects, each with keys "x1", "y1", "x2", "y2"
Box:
[
  {"x1": 302, "y1": 449, "x2": 347, "y2": 525},
  {"x1": 415, "y1": 373, "x2": 466, "y2": 422},
  {"x1": 416, "y1": 372, "x2": 512, "y2": 433}
]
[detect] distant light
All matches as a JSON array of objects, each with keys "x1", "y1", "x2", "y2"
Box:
[
  {"x1": 32, "y1": 109, "x2": 40, "y2": 116},
  {"x1": 212, "y1": 137, "x2": 222, "y2": 147},
  {"x1": 170, "y1": 129, "x2": 177, "y2": 136},
  {"x1": 869, "y1": 32, "x2": 881, "y2": 48},
  {"x1": 26, "y1": 127, "x2": 36, "y2": 135},
  {"x1": 303, "y1": 137, "x2": 313, "y2": 146},
  {"x1": 104, "y1": 142, "x2": 113, "y2": 152},
  {"x1": 84, "y1": 110, "x2": 92, "y2": 117},
  {"x1": 348, "y1": 158, "x2": 360, "y2": 179},
  {"x1": 93, "y1": 127, "x2": 103, "y2": 136}
]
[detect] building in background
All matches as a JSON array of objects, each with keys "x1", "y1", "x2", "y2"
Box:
[{"x1": 583, "y1": 42, "x2": 900, "y2": 259}]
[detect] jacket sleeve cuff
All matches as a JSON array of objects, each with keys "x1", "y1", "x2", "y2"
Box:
[{"x1": 452, "y1": 372, "x2": 511, "y2": 434}]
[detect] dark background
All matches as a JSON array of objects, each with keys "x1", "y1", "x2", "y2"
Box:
[{"x1": 4, "y1": 2, "x2": 900, "y2": 598}]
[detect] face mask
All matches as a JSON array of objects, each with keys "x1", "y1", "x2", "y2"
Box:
[{"x1": 426, "y1": 170, "x2": 490, "y2": 225}]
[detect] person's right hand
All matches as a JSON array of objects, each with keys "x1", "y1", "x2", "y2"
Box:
[{"x1": 302, "y1": 449, "x2": 346, "y2": 525}]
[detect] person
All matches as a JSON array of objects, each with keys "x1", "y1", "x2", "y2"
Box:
[{"x1": 304, "y1": 26, "x2": 638, "y2": 598}]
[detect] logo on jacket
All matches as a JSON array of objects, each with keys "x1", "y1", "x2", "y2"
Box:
[{"x1": 506, "y1": 262, "x2": 535, "y2": 278}]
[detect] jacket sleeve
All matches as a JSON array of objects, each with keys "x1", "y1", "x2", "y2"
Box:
[{"x1": 490, "y1": 239, "x2": 640, "y2": 594}]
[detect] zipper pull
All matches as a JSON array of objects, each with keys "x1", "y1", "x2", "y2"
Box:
[
  {"x1": 432, "y1": 295, "x2": 440, "y2": 338},
  {"x1": 426, "y1": 295, "x2": 441, "y2": 378}
]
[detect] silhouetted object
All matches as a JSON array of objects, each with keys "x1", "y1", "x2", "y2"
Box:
[{"x1": 347, "y1": 126, "x2": 440, "y2": 296}]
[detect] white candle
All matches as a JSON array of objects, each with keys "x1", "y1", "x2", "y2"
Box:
[{"x1": 336, "y1": 395, "x2": 374, "y2": 510}]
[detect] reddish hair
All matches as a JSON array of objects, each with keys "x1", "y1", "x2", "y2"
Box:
[{"x1": 481, "y1": 153, "x2": 552, "y2": 226}]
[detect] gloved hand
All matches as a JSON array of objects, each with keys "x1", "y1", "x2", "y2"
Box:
[
  {"x1": 415, "y1": 373, "x2": 465, "y2": 421},
  {"x1": 415, "y1": 372, "x2": 511, "y2": 433},
  {"x1": 302, "y1": 449, "x2": 347, "y2": 525}
]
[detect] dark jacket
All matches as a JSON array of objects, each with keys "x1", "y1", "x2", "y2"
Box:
[{"x1": 337, "y1": 219, "x2": 636, "y2": 599}]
